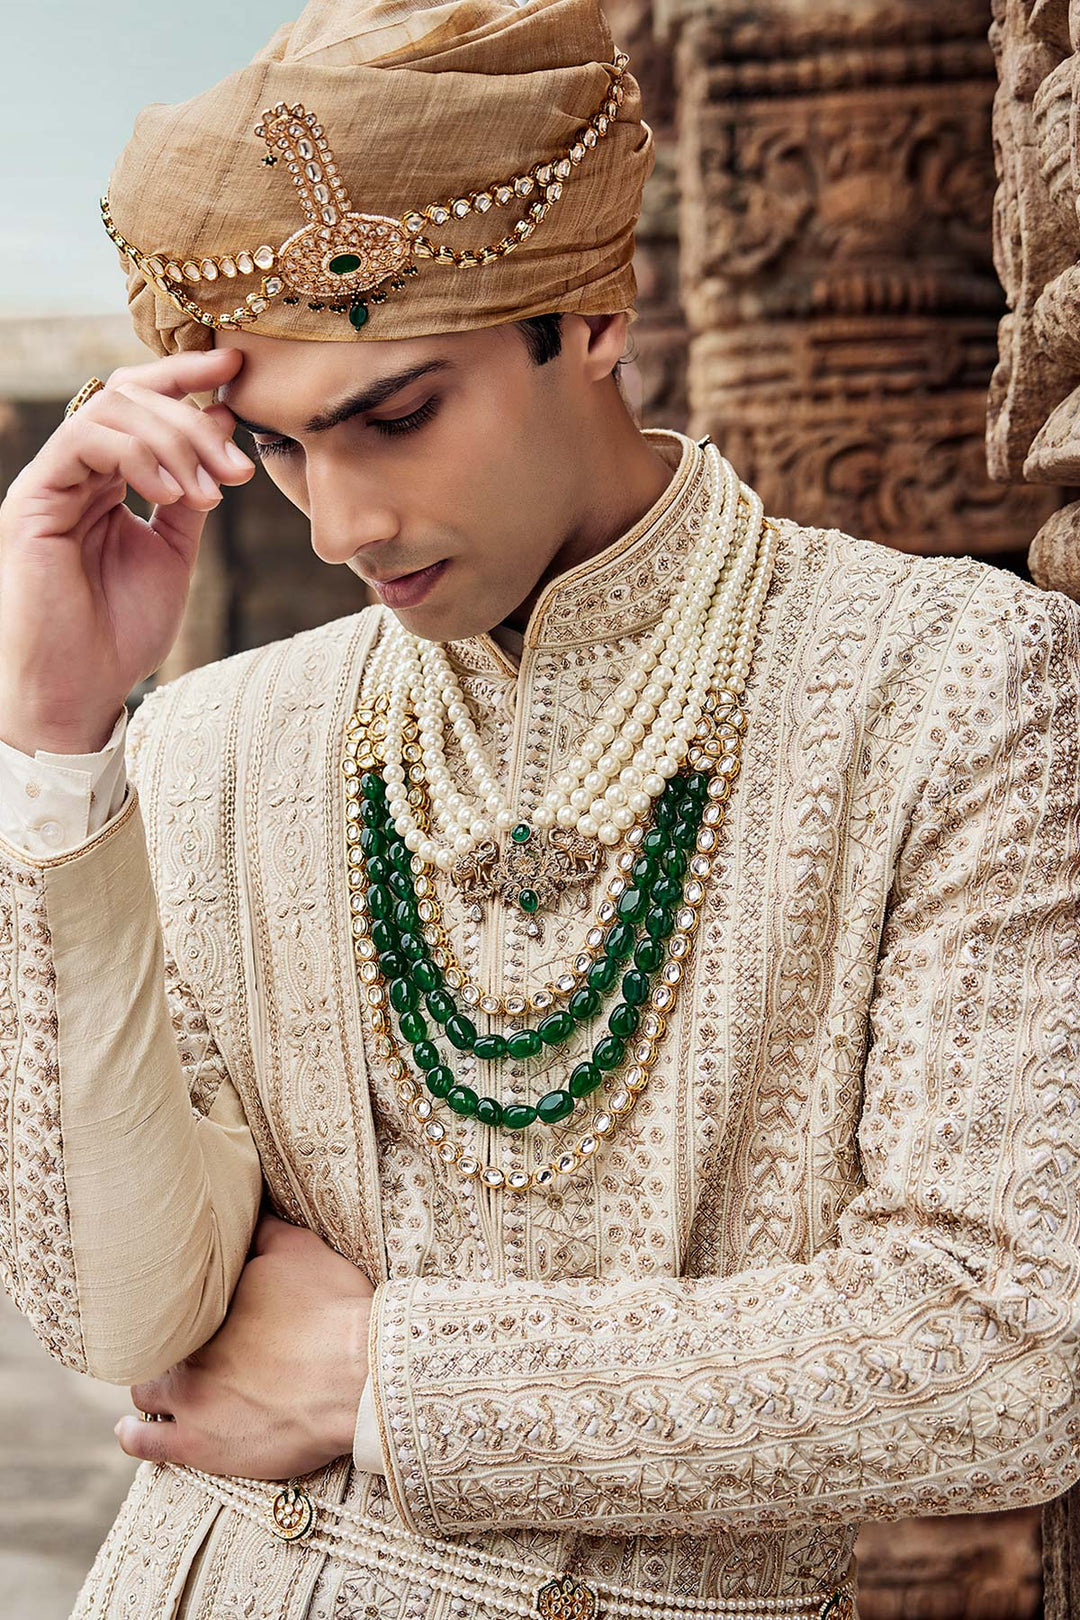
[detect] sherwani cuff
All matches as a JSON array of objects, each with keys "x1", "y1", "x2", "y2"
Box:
[{"x1": 368, "y1": 1280, "x2": 426, "y2": 1530}]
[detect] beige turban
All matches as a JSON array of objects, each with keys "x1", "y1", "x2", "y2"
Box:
[{"x1": 104, "y1": 0, "x2": 653, "y2": 356}]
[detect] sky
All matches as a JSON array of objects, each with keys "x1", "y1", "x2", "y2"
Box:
[{"x1": 1, "y1": 2, "x2": 292, "y2": 317}]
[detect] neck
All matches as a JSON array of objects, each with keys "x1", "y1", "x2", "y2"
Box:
[{"x1": 501, "y1": 404, "x2": 676, "y2": 634}]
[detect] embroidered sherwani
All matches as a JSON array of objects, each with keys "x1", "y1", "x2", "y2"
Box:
[{"x1": 2, "y1": 432, "x2": 1079, "y2": 1620}]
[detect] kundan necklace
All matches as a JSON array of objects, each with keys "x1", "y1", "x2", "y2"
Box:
[{"x1": 342, "y1": 440, "x2": 777, "y2": 1191}]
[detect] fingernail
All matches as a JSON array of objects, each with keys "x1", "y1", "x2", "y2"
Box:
[
  {"x1": 157, "y1": 465, "x2": 183, "y2": 497},
  {"x1": 113, "y1": 1420, "x2": 123, "y2": 1436},
  {"x1": 223, "y1": 442, "x2": 252, "y2": 471},
  {"x1": 195, "y1": 465, "x2": 221, "y2": 500}
]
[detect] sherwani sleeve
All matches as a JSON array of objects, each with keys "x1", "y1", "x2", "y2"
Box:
[
  {"x1": 367, "y1": 585, "x2": 1080, "y2": 1539},
  {"x1": 0, "y1": 699, "x2": 263, "y2": 1385}
]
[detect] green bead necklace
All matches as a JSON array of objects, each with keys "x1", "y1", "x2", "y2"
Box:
[{"x1": 353, "y1": 765, "x2": 713, "y2": 1133}]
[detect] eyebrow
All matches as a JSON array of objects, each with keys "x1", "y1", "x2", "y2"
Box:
[{"x1": 224, "y1": 359, "x2": 454, "y2": 438}]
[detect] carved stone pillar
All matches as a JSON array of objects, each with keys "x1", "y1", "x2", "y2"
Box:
[
  {"x1": 661, "y1": 0, "x2": 1057, "y2": 557},
  {"x1": 987, "y1": 0, "x2": 1080, "y2": 594}
]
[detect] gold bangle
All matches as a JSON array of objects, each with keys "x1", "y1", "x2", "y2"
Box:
[{"x1": 64, "y1": 377, "x2": 106, "y2": 418}]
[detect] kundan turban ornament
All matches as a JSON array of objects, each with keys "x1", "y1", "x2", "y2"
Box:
[{"x1": 103, "y1": 0, "x2": 654, "y2": 355}]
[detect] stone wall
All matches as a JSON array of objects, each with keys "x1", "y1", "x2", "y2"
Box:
[{"x1": 986, "y1": 0, "x2": 1080, "y2": 596}]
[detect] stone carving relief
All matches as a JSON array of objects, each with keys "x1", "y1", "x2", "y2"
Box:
[{"x1": 663, "y1": 0, "x2": 1058, "y2": 558}]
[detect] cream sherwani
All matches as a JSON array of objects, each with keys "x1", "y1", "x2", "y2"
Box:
[{"x1": 2, "y1": 431, "x2": 1080, "y2": 1620}]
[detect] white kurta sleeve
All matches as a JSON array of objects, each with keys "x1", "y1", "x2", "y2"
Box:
[
  {"x1": 0, "y1": 710, "x2": 129, "y2": 857},
  {"x1": 0, "y1": 702, "x2": 263, "y2": 1385}
]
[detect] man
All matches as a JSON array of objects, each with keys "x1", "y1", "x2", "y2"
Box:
[{"x1": 1, "y1": 1, "x2": 1079, "y2": 1617}]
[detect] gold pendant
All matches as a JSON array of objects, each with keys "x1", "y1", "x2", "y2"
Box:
[
  {"x1": 450, "y1": 825, "x2": 603, "y2": 915},
  {"x1": 537, "y1": 1575, "x2": 598, "y2": 1620},
  {"x1": 269, "y1": 1484, "x2": 316, "y2": 1541}
]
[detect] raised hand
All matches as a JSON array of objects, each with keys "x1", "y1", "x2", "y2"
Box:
[{"x1": 0, "y1": 348, "x2": 255, "y2": 756}]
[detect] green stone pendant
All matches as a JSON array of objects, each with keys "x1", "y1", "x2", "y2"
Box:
[{"x1": 349, "y1": 300, "x2": 369, "y2": 331}]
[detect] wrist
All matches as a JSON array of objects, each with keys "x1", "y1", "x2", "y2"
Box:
[
  {"x1": 328, "y1": 1295, "x2": 372, "y2": 1458},
  {"x1": 0, "y1": 703, "x2": 124, "y2": 757}
]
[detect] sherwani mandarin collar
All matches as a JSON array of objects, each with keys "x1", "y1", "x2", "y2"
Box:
[{"x1": 445, "y1": 427, "x2": 697, "y2": 678}]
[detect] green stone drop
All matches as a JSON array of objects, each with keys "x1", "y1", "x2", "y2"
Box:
[
  {"x1": 366, "y1": 855, "x2": 391, "y2": 887},
  {"x1": 389, "y1": 870, "x2": 413, "y2": 903},
  {"x1": 569, "y1": 1061, "x2": 603, "y2": 1098},
  {"x1": 631, "y1": 855, "x2": 658, "y2": 887},
  {"x1": 512, "y1": 822, "x2": 532, "y2": 844},
  {"x1": 608, "y1": 1001, "x2": 640, "y2": 1039},
  {"x1": 378, "y1": 951, "x2": 407, "y2": 980},
  {"x1": 536, "y1": 1088, "x2": 575, "y2": 1125},
  {"x1": 348, "y1": 300, "x2": 369, "y2": 330},
  {"x1": 392, "y1": 899, "x2": 418, "y2": 933},
  {"x1": 594, "y1": 1035, "x2": 626, "y2": 1071},
  {"x1": 475, "y1": 1095, "x2": 504, "y2": 1127},
  {"x1": 621, "y1": 970, "x2": 650, "y2": 1006},
  {"x1": 388, "y1": 977, "x2": 418, "y2": 1014},
  {"x1": 414, "y1": 959, "x2": 440, "y2": 992},
  {"x1": 537, "y1": 1010, "x2": 575, "y2": 1046},
  {"x1": 366, "y1": 883, "x2": 392, "y2": 920},
  {"x1": 426, "y1": 1065, "x2": 454, "y2": 1098},
  {"x1": 503, "y1": 1103, "x2": 538, "y2": 1130},
  {"x1": 673, "y1": 818, "x2": 697, "y2": 849},
  {"x1": 399, "y1": 931, "x2": 427, "y2": 962},
  {"x1": 519, "y1": 889, "x2": 540, "y2": 914},
  {"x1": 425, "y1": 989, "x2": 456, "y2": 1024},
  {"x1": 360, "y1": 800, "x2": 383, "y2": 827},
  {"x1": 587, "y1": 956, "x2": 620, "y2": 994},
  {"x1": 412, "y1": 1040, "x2": 441, "y2": 1072},
  {"x1": 628, "y1": 939, "x2": 663, "y2": 972},
  {"x1": 474, "y1": 1033, "x2": 509, "y2": 1062},
  {"x1": 445, "y1": 1013, "x2": 478, "y2": 1051},
  {"x1": 447, "y1": 1085, "x2": 479, "y2": 1118},
  {"x1": 605, "y1": 921, "x2": 636, "y2": 960},
  {"x1": 359, "y1": 828, "x2": 386, "y2": 859},
  {"x1": 645, "y1": 905, "x2": 675, "y2": 940},
  {"x1": 656, "y1": 798, "x2": 678, "y2": 830},
  {"x1": 399, "y1": 1010, "x2": 427, "y2": 1044},
  {"x1": 329, "y1": 253, "x2": 363, "y2": 274},
  {"x1": 642, "y1": 828, "x2": 666, "y2": 857},
  {"x1": 652, "y1": 874, "x2": 682, "y2": 909},
  {"x1": 370, "y1": 920, "x2": 395, "y2": 954},
  {"x1": 616, "y1": 887, "x2": 648, "y2": 925},
  {"x1": 360, "y1": 771, "x2": 385, "y2": 800},
  {"x1": 390, "y1": 842, "x2": 412, "y2": 872},
  {"x1": 568, "y1": 986, "x2": 601, "y2": 1021},
  {"x1": 662, "y1": 848, "x2": 688, "y2": 880},
  {"x1": 506, "y1": 1028, "x2": 543, "y2": 1061}
]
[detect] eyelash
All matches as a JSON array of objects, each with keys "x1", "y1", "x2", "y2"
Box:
[{"x1": 250, "y1": 396, "x2": 439, "y2": 460}]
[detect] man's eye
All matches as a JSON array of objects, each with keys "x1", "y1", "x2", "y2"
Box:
[
  {"x1": 249, "y1": 436, "x2": 295, "y2": 461},
  {"x1": 369, "y1": 398, "x2": 438, "y2": 437}
]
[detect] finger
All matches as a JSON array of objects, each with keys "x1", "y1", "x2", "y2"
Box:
[
  {"x1": 31, "y1": 416, "x2": 196, "y2": 513},
  {"x1": 105, "y1": 345, "x2": 245, "y2": 406},
  {"x1": 111, "y1": 381, "x2": 255, "y2": 490},
  {"x1": 115, "y1": 1414, "x2": 186, "y2": 1466},
  {"x1": 42, "y1": 392, "x2": 223, "y2": 512}
]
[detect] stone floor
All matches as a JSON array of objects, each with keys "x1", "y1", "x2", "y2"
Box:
[{"x1": 0, "y1": 1294, "x2": 137, "y2": 1620}]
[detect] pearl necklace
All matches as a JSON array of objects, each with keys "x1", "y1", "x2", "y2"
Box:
[{"x1": 380, "y1": 442, "x2": 765, "y2": 874}]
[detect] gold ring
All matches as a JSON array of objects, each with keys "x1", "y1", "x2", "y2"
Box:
[{"x1": 64, "y1": 377, "x2": 106, "y2": 418}]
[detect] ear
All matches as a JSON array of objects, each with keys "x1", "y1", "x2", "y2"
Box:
[{"x1": 581, "y1": 312, "x2": 629, "y2": 380}]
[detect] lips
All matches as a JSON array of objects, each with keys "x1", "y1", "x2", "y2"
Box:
[{"x1": 370, "y1": 558, "x2": 449, "y2": 609}]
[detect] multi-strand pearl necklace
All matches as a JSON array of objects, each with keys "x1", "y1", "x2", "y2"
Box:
[{"x1": 378, "y1": 443, "x2": 767, "y2": 873}]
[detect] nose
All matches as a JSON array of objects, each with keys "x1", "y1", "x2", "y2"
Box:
[{"x1": 306, "y1": 452, "x2": 400, "y2": 565}]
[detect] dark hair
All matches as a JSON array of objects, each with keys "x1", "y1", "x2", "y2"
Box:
[{"x1": 517, "y1": 313, "x2": 565, "y2": 366}]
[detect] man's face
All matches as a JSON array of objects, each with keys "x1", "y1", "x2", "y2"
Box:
[{"x1": 213, "y1": 318, "x2": 613, "y2": 642}]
